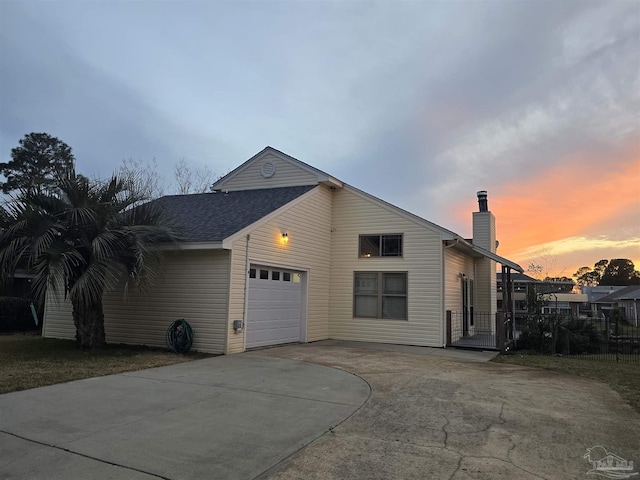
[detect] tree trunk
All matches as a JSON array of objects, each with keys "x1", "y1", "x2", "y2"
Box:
[{"x1": 72, "y1": 298, "x2": 106, "y2": 349}]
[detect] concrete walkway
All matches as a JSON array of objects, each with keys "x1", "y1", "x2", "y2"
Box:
[{"x1": 0, "y1": 354, "x2": 370, "y2": 480}]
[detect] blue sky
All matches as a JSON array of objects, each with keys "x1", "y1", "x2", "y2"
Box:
[{"x1": 1, "y1": 0, "x2": 639, "y2": 275}]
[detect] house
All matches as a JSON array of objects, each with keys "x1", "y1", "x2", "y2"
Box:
[
  {"x1": 42, "y1": 147, "x2": 523, "y2": 354},
  {"x1": 497, "y1": 273, "x2": 588, "y2": 318},
  {"x1": 594, "y1": 285, "x2": 640, "y2": 326}
]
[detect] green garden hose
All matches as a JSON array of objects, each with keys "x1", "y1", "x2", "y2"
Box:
[{"x1": 166, "y1": 319, "x2": 193, "y2": 353}]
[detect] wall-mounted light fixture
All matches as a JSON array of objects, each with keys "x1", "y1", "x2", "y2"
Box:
[{"x1": 280, "y1": 231, "x2": 289, "y2": 244}]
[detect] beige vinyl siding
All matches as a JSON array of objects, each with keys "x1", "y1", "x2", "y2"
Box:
[
  {"x1": 220, "y1": 153, "x2": 319, "y2": 191},
  {"x1": 42, "y1": 250, "x2": 230, "y2": 354},
  {"x1": 474, "y1": 257, "x2": 497, "y2": 317},
  {"x1": 226, "y1": 185, "x2": 332, "y2": 353},
  {"x1": 443, "y1": 247, "x2": 475, "y2": 343},
  {"x1": 329, "y1": 188, "x2": 445, "y2": 347},
  {"x1": 42, "y1": 289, "x2": 74, "y2": 340},
  {"x1": 443, "y1": 247, "x2": 475, "y2": 314}
]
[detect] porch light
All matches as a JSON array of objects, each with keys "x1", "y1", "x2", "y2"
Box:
[{"x1": 281, "y1": 232, "x2": 289, "y2": 244}]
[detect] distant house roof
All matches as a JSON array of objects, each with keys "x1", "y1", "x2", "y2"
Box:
[
  {"x1": 595, "y1": 285, "x2": 640, "y2": 303},
  {"x1": 155, "y1": 185, "x2": 316, "y2": 243},
  {"x1": 497, "y1": 272, "x2": 538, "y2": 283}
]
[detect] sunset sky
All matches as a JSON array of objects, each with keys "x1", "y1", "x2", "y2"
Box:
[{"x1": 1, "y1": 0, "x2": 639, "y2": 279}]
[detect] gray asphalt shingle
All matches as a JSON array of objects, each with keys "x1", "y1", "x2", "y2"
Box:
[{"x1": 155, "y1": 185, "x2": 316, "y2": 242}]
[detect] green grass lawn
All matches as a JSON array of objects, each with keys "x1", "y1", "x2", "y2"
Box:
[
  {"x1": 492, "y1": 353, "x2": 640, "y2": 414},
  {"x1": 0, "y1": 333, "x2": 211, "y2": 394}
]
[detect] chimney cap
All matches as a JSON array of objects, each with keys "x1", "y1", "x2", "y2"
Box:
[{"x1": 477, "y1": 190, "x2": 489, "y2": 212}]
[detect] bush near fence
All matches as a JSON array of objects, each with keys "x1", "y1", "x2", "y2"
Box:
[
  {"x1": 0, "y1": 297, "x2": 37, "y2": 332},
  {"x1": 514, "y1": 310, "x2": 640, "y2": 362}
]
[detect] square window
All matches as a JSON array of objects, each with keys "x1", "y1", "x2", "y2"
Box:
[
  {"x1": 359, "y1": 235, "x2": 380, "y2": 258},
  {"x1": 271, "y1": 271, "x2": 280, "y2": 281},
  {"x1": 354, "y1": 272, "x2": 407, "y2": 320},
  {"x1": 259, "y1": 269, "x2": 269, "y2": 280},
  {"x1": 249, "y1": 268, "x2": 256, "y2": 278},
  {"x1": 283, "y1": 272, "x2": 291, "y2": 282},
  {"x1": 382, "y1": 235, "x2": 402, "y2": 256}
]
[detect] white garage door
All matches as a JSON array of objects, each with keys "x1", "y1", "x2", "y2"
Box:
[{"x1": 246, "y1": 266, "x2": 303, "y2": 348}]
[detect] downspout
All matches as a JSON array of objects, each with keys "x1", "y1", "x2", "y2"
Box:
[
  {"x1": 442, "y1": 239, "x2": 460, "y2": 347},
  {"x1": 242, "y1": 234, "x2": 250, "y2": 352}
]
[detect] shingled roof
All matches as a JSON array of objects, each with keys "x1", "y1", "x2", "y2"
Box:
[{"x1": 155, "y1": 185, "x2": 316, "y2": 243}]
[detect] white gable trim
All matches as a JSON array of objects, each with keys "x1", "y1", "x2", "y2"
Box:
[
  {"x1": 221, "y1": 185, "x2": 321, "y2": 249},
  {"x1": 212, "y1": 147, "x2": 343, "y2": 191}
]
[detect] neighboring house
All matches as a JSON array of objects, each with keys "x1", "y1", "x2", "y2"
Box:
[
  {"x1": 43, "y1": 147, "x2": 523, "y2": 354},
  {"x1": 497, "y1": 273, "x2": 588, "y2": 318},
  {"x1": 594, "y1": 285, "x2": 640, "y2": 326},
  {"x1": 581, "y1": 285, "x2": 627, "y2": 303}
]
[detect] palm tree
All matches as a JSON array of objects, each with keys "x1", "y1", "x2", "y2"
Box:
[{"x1": 0, "y1": 174, "x2": 179, "y2": 348}]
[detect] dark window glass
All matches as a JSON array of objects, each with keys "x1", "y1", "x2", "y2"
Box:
[
  {"x1": 259, "y1": 269, "x2": 269, "y2": 280},
  {"x1": 283, "y1": 272, "x2": 291, "y2": 282},
  {"x1": 271, "y1": 271, "x2": 280, "y2": 281},
  {"x1": 382, "y1": 235, "x2": 402, "y2": 256},
  {"x1": 359, "y1": 235, "x2": 380, "y2": 257},
  {"x1": 359, "y1": 234, "x2": 402, "y2": 257},
  {"x1": 249, "y1": 268, "x2": 256, "y2": 278}
]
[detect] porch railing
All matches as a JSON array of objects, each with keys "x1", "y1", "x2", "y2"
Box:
[{"x1": 446, "y1": 310, "x2": 510, "y2": 351}]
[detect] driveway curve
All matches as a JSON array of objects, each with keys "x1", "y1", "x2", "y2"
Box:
[
  {"x1": 0, "y1": 353, "x2": 370, "y2": 480},
  {"x1": 256, "y1": 341, "x2": 640, "y2": 480}
]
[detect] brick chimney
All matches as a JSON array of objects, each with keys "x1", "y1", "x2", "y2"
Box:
[{"x1": 472, "y1": 190, "x2": 497, "y2": 317}]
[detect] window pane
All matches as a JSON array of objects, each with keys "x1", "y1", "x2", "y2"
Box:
[
  {"x1": 283, "y1": 272, "x2": 291, "y2": 282},
  {"x1": 359, "y1": 235, "x2": 380, "y2": 257},
  {"x1": 382, "y1": 235, "x2": 402, "y2": 256},
  {"x1": 355, "y1": 296, "x2": 378, "y2": 317},
  {"x1": 259, "y1": 269, "x2": 269, "y2": 280},
  {"x1": 383, "y1": 273, "x2": 406, "y2": 294},
  {"x1": 355, "y1": 273, "x2": 378, "y2": 295},
  {"x1": 271, "y1": 271, "x2": 280, "y2": 281},
  {"x1": 249, "y1": 268, "x2": 256, "y2": 278},
  {"x1": 293, "y1": 273, "x2": 301, "y2": 283},
  {"x1": 382, "y1": 296, "x2": 407, "y2": 319}
]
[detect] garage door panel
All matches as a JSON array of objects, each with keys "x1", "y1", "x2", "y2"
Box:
[{"x1": 246, "y1": 266, "x2": 303, "y2": 349}]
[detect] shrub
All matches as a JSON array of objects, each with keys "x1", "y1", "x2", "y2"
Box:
[
  {"x1": 516, "y1": 315, "x2": 602, "y2": 355},
  {"x1": 0, "y1": 297, "x2": 36, "y2": 332}
]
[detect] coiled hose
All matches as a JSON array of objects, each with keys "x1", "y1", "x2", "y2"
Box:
[{"x1": 166, "y1": 319, "x2": 193, "y2": 354}]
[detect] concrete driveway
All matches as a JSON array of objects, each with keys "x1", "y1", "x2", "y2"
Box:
[
  {"x1": 0, "y1": 354, "x2": 370, "y2": 480},
  {"x1": 255, "y1": 341, "x2": 640, "y2": 480},
  {"x1": 2, "y1": 342, "x2": 639, "y2": 480}
]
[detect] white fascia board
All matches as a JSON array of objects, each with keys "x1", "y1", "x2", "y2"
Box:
[
  {"x1": 155, "y1": 241, "x2": 224, "y2": 251},
  {"x1": 343, "y1": 184, "x2": 460, "y2": 239},
  {"x1": 318, "y1": 175, "x2": 343, "y2": 188},
  {"x1": 221, "y1": 185, "x2": 320, "y2": 249},
  {"x1": 471, "y1": 244, "x2": 524, "y2": 272}
]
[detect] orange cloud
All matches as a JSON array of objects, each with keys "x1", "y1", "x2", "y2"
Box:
[{"x1": 449, "y1": 141, "x2": 640, "y2": 276}]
